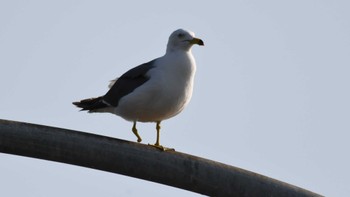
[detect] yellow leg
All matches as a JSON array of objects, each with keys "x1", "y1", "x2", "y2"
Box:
[
  {"x1": 154, "y1": 121, "x2": 161, "y2": 146},
  {"x1": 132, "y1": 121, "x2": 142, "y2": 143},
  {"x1": 148, "y1": 121, "x2": 174, "y2": 151}
]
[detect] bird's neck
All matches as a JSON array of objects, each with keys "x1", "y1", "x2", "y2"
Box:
[
  {"x1": 166, "y1": 44, "x2": 192, "y2": 53},
  {"x1": 162, "y1": 50, "x2": 196, "y2": 77},
  {"x1": 165, "y1": 48, "x2": 192, "y2": 56}
]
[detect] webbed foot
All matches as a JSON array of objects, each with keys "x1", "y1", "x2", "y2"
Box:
[{"x1": 148, "y1": 143, "x2": 175, "y2": 151}]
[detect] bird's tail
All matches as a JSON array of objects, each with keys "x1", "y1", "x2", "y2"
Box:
[{"x1": 72, "y1": 96, "x2": 110, "y2": 112}]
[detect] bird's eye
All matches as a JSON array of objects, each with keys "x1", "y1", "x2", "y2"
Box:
[{"x1": 177, "y1": 33, "x2": 184, "y2": 38}]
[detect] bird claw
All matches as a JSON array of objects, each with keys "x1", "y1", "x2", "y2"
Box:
[{"x1": 148, "y1": 144, "x2": 175, "y2": 151}]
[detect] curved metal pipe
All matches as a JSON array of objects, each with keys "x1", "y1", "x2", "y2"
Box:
[{"x1": 0, "y1": 119, "x2": 322, "y2": 196}]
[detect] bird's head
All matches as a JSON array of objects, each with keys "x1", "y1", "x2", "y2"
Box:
[{"x1": 166, "y1": 29, "x2": 204, "y2": 52}]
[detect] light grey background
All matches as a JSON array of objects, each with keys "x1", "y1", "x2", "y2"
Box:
[{"x1": 1, "y1": 1, "x2": 349, "y2": 196}]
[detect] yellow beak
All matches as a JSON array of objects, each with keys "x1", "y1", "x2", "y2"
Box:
[{"x1": 190, "y1": 38, "x2": 204, "y2": 46}]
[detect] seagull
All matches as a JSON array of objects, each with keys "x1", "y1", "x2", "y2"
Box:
[{"x1": 73, "y1": 29, "x2": 204, "y2": 150}]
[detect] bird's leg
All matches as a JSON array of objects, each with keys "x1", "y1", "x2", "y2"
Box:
[
  {"x1": 132, "y1": 121, "x2": 142, "y2": 143},
  {"x1": 148, "y1": 121, "x2": 174, "y2": 151},
  {"x1": 155, "y1": 121, "x2": 161, "y2": 146}
]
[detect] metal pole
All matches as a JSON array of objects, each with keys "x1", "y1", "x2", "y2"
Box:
[{"x1": 0, "y1": 119, "x2": 322, "y2": 196}]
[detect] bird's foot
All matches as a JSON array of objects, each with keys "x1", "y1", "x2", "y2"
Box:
[
  {"x1": 148, "y1": 143, "x2": 175, "y2": 151},
  {"x1": 132, "y1": 123, "x2": 142, "y2": 143}
]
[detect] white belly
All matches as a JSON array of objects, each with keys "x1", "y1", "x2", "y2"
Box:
[{"x1": 115, "y1": 53, "x2": 196, "y2": 122}]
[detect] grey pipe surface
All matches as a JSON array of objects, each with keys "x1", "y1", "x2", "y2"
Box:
[{"x1": 0, "y1": 119, "x2": 322, "y2": 196}]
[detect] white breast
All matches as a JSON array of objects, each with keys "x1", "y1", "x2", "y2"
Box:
[{"x1": 115, "y1": 51, "x2": 196, "y2": 122}]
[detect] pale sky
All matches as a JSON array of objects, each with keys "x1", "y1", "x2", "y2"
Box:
[{"x1": 1, "y1": 1, "x2": 349, "y2": 196}]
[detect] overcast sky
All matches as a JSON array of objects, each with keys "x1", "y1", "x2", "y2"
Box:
[{"x1": 1, "y1": 1, "x2": 349, "y2": 196}]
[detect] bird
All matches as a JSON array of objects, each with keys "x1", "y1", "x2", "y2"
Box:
[{"x1": 73, "y1": 29, "x2": 204, "y2": 150}]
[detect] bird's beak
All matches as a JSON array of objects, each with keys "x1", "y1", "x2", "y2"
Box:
[{"x1": 190, "y1": 38, "x2": 204, "y2": 46}]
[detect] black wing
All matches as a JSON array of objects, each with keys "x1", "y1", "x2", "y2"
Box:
[{"x1": 102, "y1": 59, "x2": 156, "y2": 107}]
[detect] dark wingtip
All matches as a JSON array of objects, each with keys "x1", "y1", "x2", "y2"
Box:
[
  {"x1": 72, "y1": 101, "x2": 83, "y2": 108},
  {"x1": 72, "y1": 97, "x2": 108, "y2": 111}
]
